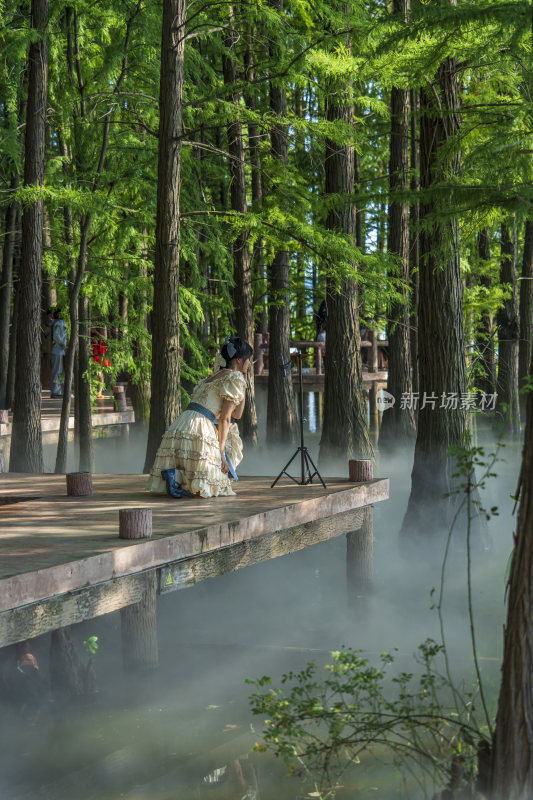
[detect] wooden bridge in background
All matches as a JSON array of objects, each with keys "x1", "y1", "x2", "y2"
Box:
[{"x1": 253, "y1": 332, "x2": 389, "y2": 391}]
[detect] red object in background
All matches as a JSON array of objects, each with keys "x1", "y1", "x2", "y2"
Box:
[{"x1": 91, "y1": 339, "x2": 110, "y2": 367}]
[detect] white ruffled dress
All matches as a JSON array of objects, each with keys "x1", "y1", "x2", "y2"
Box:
[{"x1": 147, "y1": 369, "x2": 246, "y2": 498}]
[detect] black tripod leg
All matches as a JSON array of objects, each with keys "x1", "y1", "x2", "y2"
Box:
[
  {"x1": 303, "y1": 449, "x2": 327, "y2": 488},
  {"x1": 271, "y1": 449, "x2": 301, "y2": 488}
]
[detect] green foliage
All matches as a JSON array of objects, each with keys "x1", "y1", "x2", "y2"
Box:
[
  {"x1": 83, "y1": 635, "x2": 99, "y2": 655},
  {"x1": 248, "y1": 641, "x2": 483, "y2": 799},
  {"x1": 1, "y1": 0, "x2": 532, "y2": 428}
]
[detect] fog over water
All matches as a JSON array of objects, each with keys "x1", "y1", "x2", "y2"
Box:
[{"x1": 2, "y1": 394, "x2": 523, "y2": 799}]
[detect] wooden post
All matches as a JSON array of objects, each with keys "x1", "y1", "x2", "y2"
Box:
[
  {"x1": 346, "y1": 505, "x2": 374, "y2": 603},
  {"x1": 66, "y1": 472, "x2": 93, "y2": 496},
  {"x1": 369, "y1": 382, "x2": 379, "y2": 437},
  {"x1": 349, "y1": 459, "x2": 373, "y2": 482},
  {"x1": 119, "y1": 508, "x2": 152, "y2": 539},
  {"x1": 0, "y1": 451, "x2": 4, "y2": 473},
  {"x1": 120, "y1": 571, "x2": 158, "y2": 672},
  {"x1": 113, "y1": 386, "x2": 127, "y2": 412},
  {"x1": 254, "y1": 333, "x2": 264, "y2": 375},
  {"x1": 368, "y1": 329, "x2": 378, "y2": 374},
  {"x1": 316, "y1": 345, "x2": 323, "y2": 374}
]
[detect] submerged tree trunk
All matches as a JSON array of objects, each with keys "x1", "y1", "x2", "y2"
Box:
[
  {"x1": 143, "y1": 0, "x2": 187, "y2": 472},
  {"x1": 222, "y1": 12, "x2": 258, "y2": 446},
  {"x1": 380, "y1": 19, "x2": 415, "y2": 446},
  {"x1": 519, "y1": 219, "x2": 533, "y2": 420},
  {"x1": 319, "y1": 59, "x2": 372, "y2": 466},
  {"x1": 496, "y1": 221, "x2": 520, "y2": 431},
  {"x1": 400, "y1": 51, "x2": 467, "y2": 539},
  {"x1": 266, "y1": 0, "x2": 297, "y2": 444},
  {"x1": 490, "y1": 346, "x2": 533, "y2": 798},
  {"x1": 476, "y1": 228, "x2": 496, "y2": 397},
  {"x1": 10, "y1": 0, "x2": 49, "y2": 473}
]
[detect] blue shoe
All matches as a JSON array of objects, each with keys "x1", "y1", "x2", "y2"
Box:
[{"x1": 161, "y1": 469, "x2": 192, "y2": 499}]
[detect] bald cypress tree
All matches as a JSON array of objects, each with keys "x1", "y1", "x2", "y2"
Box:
[
  {"x1": 222, "y1": 8, "x2": 258, "y2": 446},
  {"x1": 400, "y1": 43, "x2": 467, "y2": 538},
  {"x1": 319, "y1": 28, "x2": 373, "y2": 466},
  {"x1": 379, "y1": 0, "x2": 415, "y2": 447},
  {"x1": 144, "y1": 0, "x2": 186, "y2": 473},
  {"x1": 266, "y1": 0, "x2": 297, "y2": 445},
  {"x1": 10, "y1": 0, "x2": 49, "y2": 473}
]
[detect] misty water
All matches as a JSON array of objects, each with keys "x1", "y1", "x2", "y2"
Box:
[{"x1": 1, "y1": 391, "x2": 521, "y2": 799}]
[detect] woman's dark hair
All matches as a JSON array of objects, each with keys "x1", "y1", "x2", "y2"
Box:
[{"x1": 220, "y1": 336, "x2": 253, "y2": 366}]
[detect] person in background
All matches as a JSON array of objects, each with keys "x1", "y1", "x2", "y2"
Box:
[
  {"x1": 50, "y1": 309, "x2": 67, "y2": 398},
  {"x1": 317, "y1": 322, "x2": 326, "y2": 343}
]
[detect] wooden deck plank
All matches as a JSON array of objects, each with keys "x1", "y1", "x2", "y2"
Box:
[{"x1": 0, "y1": 473, "x2": 389, "y2": 614}]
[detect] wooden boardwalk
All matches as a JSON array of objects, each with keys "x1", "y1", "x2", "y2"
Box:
[
  {"x1": 0, "y1": 473, "x2": 389, "y2": 646},
  {"x1": 0, "y1": 392, "x2": 134, "y2": 439}
]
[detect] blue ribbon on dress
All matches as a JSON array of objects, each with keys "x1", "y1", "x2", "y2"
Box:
[{"x1": 187, "y1": 402, "x2": 239, "y2": 482}]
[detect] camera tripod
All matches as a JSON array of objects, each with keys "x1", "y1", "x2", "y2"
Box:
[{"x1": 271, "y1": 351, "x2": 326, "y2": 489}]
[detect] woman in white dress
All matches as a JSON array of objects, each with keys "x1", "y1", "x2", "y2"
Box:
[{"x1": 147, "y1": 336, "x2": 252, "y2": 498}]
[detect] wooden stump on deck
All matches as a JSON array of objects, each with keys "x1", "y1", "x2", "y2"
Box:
[
  {"x1": 119, "y1": 508, "x2": 152, "y2": 539},
  {"x1": 113, "y1": 386, "x2": 127, "y2": 412},
  {"x1": 120, "y1": 572, "x2": 158, "y2": 672},
  {"x1": 349, "y1": 459, "x2": 373, "y2": 482},
  {"x1": 66, "y1": 472, "x2": 93, "y2": 496}
]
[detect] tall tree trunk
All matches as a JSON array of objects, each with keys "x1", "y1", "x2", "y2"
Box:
[
  {"x1": 266, "y1": 0, "x2": 297, "y2": 444},
  {"x1": 57, "y1": 3, "x2": 139, "y2": 473},
  {"x1": 77, "y1": 293, "x2": 93, "y2": 472},
  {"x1": 409, "y1": 88, "x2": 420, "y2": 398},
  {"x1": 6, "y1": 271, "x2": 19, "y2": 412},
  {"x1": 143, "y1": 0, "x2": 186, "y2": 472},
  {"x1": 476, "y1": 228, "x2": 496, "y2": 397},
  {"x1": 55, "y1": 218, "x2": 89, "y2": 473},
  {"x1": 10, "y1": 0, "x2": 49, "y2": 473},
  {"x1": 497, "y1": 221, "x2": 520, "y2": 431},
  {"x1": 400, "y1": 50, "x2": 467, "y2": 539},
  {"x1": 131, "y1": 239, "x2": 151, "y2": 430},
  {"x1": 222, "y1": 11, "x2": 258, "y2": 446},
  {"x1": 245, "y1": 33, "x2": 267, "y2": 335},
  {"x1": 380, "y1": 11, "x2": 415, "y2": 446},
  {"x1": 519, "y1": 219, "x2": 533, "y2": 421},
  {"x1": 490, "y1": 345, "x2": 533, "y2": 798},
  {"x1": 319, "y1": 65, "x2": 373, "y2": 465},
  {"x1": 0, "y1": 177, "x2": 19, "y2": 409}
]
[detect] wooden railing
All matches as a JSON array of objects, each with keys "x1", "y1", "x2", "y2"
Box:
[{"x1": 253, "y1": 333, "x2": 388, "y2": 375}]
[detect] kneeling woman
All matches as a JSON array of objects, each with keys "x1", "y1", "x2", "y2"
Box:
[{"x1": 147, "y1": 337, "x2": 252, "y2": 498}]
